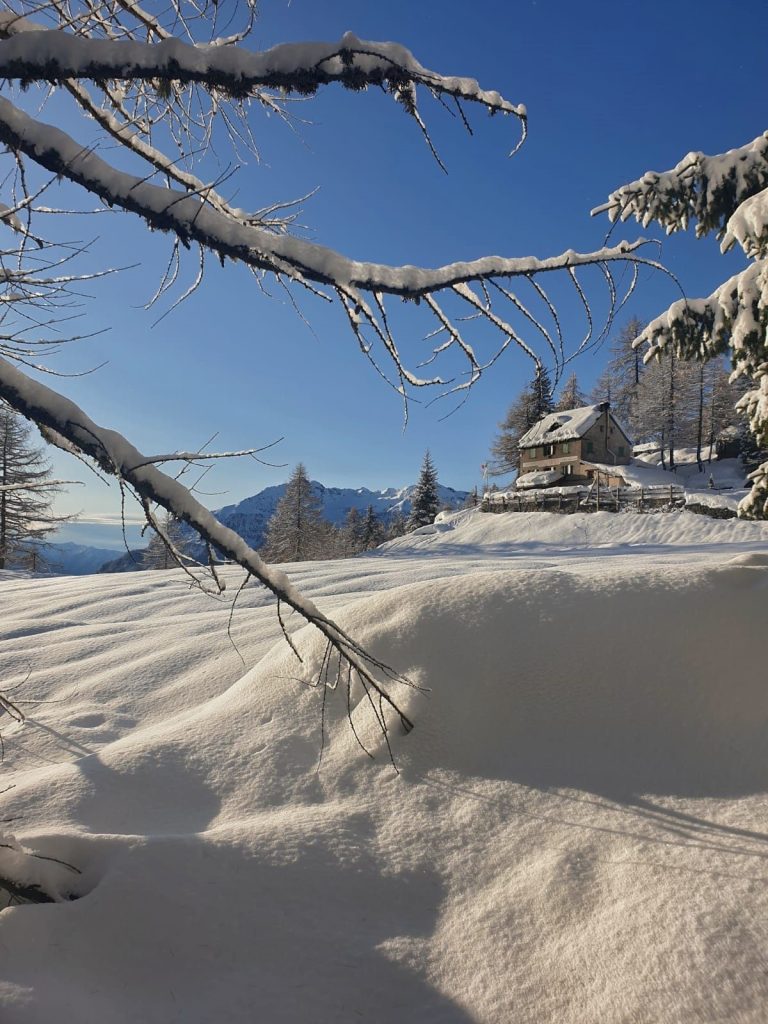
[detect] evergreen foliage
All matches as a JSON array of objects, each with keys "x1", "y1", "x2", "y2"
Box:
[
  {"x1": 0, "y1": 402, "x2": 63, "y2": 570},
  {"x1": 489, "y1": 367, "x2": 555, "y2": 476},
  {"x1": 599, "y1": 133, "x2": 768, "y2": 516},
  {"x1": 529, "y1": 366, "x2": 555, "y2": 422},
  {"x1": 261, "y1": 464, "x2": 325, "y2": 562},
  {"x1": 340, "y1": 507, "x2": 364, "y2": 556},
  {"x1": 407, "y1": 452, "x2": 440, "y2": 532},
  {"x1": 361, "y1": 505, "x2": 384, "y2": 551}
]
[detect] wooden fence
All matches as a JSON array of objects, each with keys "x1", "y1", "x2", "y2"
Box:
[{"x1": 482, "y1": 484, "x2": 686, "y2": 515}]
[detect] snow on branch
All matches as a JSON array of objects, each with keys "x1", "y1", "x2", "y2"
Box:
[
  {"x1": 594, "y1": 131, "x2": 768, "y2": 246},
  {"x1": 596, "y1": 129, "x2": 768, "y2": 519},
  {"x1": 0, "y1": 17, "x2": 526, "y2": 133},
  {"x1": 0, "y1": 479, "x2": 80, "y2": 491},
  {"x1": 0, "y1": 354, "x2": 417, "y2": 742},
  {"x1": 0, "y1": 97, "x2": 655, "y2": 391}
]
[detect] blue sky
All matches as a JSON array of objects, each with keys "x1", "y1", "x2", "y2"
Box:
[{"x1": 38, "y1": 0, "x2": 768, "y2": 531}]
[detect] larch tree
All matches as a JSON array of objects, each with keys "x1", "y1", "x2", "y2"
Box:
[
  {"x1": 340, "y1": 507, "x2": 364, "y2": 556},
  {"x1": 261, "y1": 464, "x2": 324, "y2": 563},
  {"x1": 0, "y1": 0, "x2": 658, "y2": 721},
  {"x1": 555, "y1": 372, "x2": 586, "y2": 411},
  {"x1": 386, "y1": 510, "x2": 407, "y2": 541},
  {"x1": 142, "y1": 513, "x2": 191, "y2": 570},
  {"x1": 0, "y1": 402, "x2": 63, "y2": 569},
  {"x1": 407, "y1": 452, "x2": 440, "y2": 532},
  {"x1": 596, "y1": 131, "x2": 768, "y2": 517}
]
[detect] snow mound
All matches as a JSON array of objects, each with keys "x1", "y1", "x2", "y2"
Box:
[
  {"x1": 380, "y1": 508, "x2": 768, "y2": 556},
  {"x1": 3, "y1": 536, "x2": 768, "y2": 1022},
  {"x1": 287, "y1": 565, "x2": 768, "y2": 797}
]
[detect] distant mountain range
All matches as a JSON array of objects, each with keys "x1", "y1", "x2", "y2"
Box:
[
  {"x1": 96, "y1": 479, "x2": 469, "y2": 574},
  {"x1": 41, "y1": 541, "x2": 124, "y2": 576}
]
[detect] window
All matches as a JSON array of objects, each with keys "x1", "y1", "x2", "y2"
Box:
[
  {"x1": 543, "y1": 443, "x2": 555, "y2": 457},
  {"x1": 586, "y1": 441, "x2": 594, "y2": 454},
  {"x1": 562, "y1": 442, "x2": 570, "y2": 454},
  {"x1": 530, "y1": 448, "x2": 538, "y2": 460},
  {"x1": 564, "y1": 464, "x2": 573, "y2": 475}
]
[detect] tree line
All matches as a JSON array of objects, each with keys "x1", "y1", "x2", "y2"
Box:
[
  {"x1": 489, "y1": 318, "x2": 764, "y2": 478},
  {"x1": 0, "y1": 409, "x2": 448, "y2": 572},
  {"x1": 260, "y1": 453, "x2": 443, "y2": 563}
]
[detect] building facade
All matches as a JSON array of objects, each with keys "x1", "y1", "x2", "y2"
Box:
[{"x1": 517, "y1": 403, "x2": 632, "y2": 488}]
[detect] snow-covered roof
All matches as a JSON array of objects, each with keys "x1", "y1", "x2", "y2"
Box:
[
  {"x1": 518, "y1": 404, "x2": 629, "y2": 449},
  {"x1": 515, "y1": 469, "x2": 564, "y2": 489}
]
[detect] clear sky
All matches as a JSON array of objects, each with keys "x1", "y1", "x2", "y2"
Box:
[{"x1": 36, "y1": 0, "x2": 768, "y2": 529}]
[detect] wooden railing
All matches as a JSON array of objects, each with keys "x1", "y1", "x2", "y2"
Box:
[{"x1": 482, "y1": 484, "x2": 686, "y2": 515}]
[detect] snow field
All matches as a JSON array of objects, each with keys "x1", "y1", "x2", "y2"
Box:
[{"x1": 1, "y1": 510, "x2": 768, "y2": 1021}]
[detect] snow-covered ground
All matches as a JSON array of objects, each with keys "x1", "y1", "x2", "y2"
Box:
[{"x1": 1, "y1": 509, "x2": 767, "y2": 1022}]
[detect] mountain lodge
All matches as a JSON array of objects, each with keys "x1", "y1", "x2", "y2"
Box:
[{"x1": 516, "y1": 403, "x2": 632, "y2": 489}]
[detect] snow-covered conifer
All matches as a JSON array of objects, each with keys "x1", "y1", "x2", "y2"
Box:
[
  {"x1": 597, "y1": 133, "x2": 768, "y2": 516},
  {"x1": 407, "y1": 452, "x2": 440, "y2": 532}
]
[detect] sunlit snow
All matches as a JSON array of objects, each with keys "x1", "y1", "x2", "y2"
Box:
[{"x1": 1, "y1": 509, "x2": 767, "y2": 1022}]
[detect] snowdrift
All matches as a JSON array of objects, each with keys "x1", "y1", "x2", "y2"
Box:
[
  {"x1": 390, "y1": 507, "x2": 768, "y2": 556},
  {"x1": 1, "y1": 532, "x2": 768, "y2": 1022}
]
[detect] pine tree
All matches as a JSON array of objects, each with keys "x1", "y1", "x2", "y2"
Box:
[
  {"x1": 555, "y1": 372, "x2": 586, "y2": 411},
  {"x1": 407, "y1": 452, "x2": 440, "y2": 532},
  {"x1": 261, "y1": 464, "x2": 325, "y2": 563},
  {"x1": 360, "y1": 505, "x2": 384, "y2": 551},
  {"x1": 529, "y1": 366, "x2": 555, "y2": 421},
  {"x1": 0, "y1": 403, "x2": 64, "y2": 570}
]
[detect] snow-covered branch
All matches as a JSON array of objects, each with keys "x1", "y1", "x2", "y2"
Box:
[
  {"x1": 0, "y1": 96, "x2": 653, "y2": 389},
  {"x1": 597, "y1": 127, "x2": 768, "y2": 519},
  {"x1": 0, "y1": 354, "x2": 415, "y2": 733},
  {"x1": 628, "y1": 259, "x2": 768, "y2": 518},
  {"x1": 594, "y1": 131, "x2": 768, "y2": 248},
  {"x1": 0, "y1": 19, "x2": 526, "y2": 128}
]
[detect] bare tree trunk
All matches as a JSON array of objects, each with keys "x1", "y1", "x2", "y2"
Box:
[
  {"x1": 695, "y1": 363, "x2": 705, "y2": 470},
  {"x1": 667, "y1": 349, "x2": 676, "y2": 471}
]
